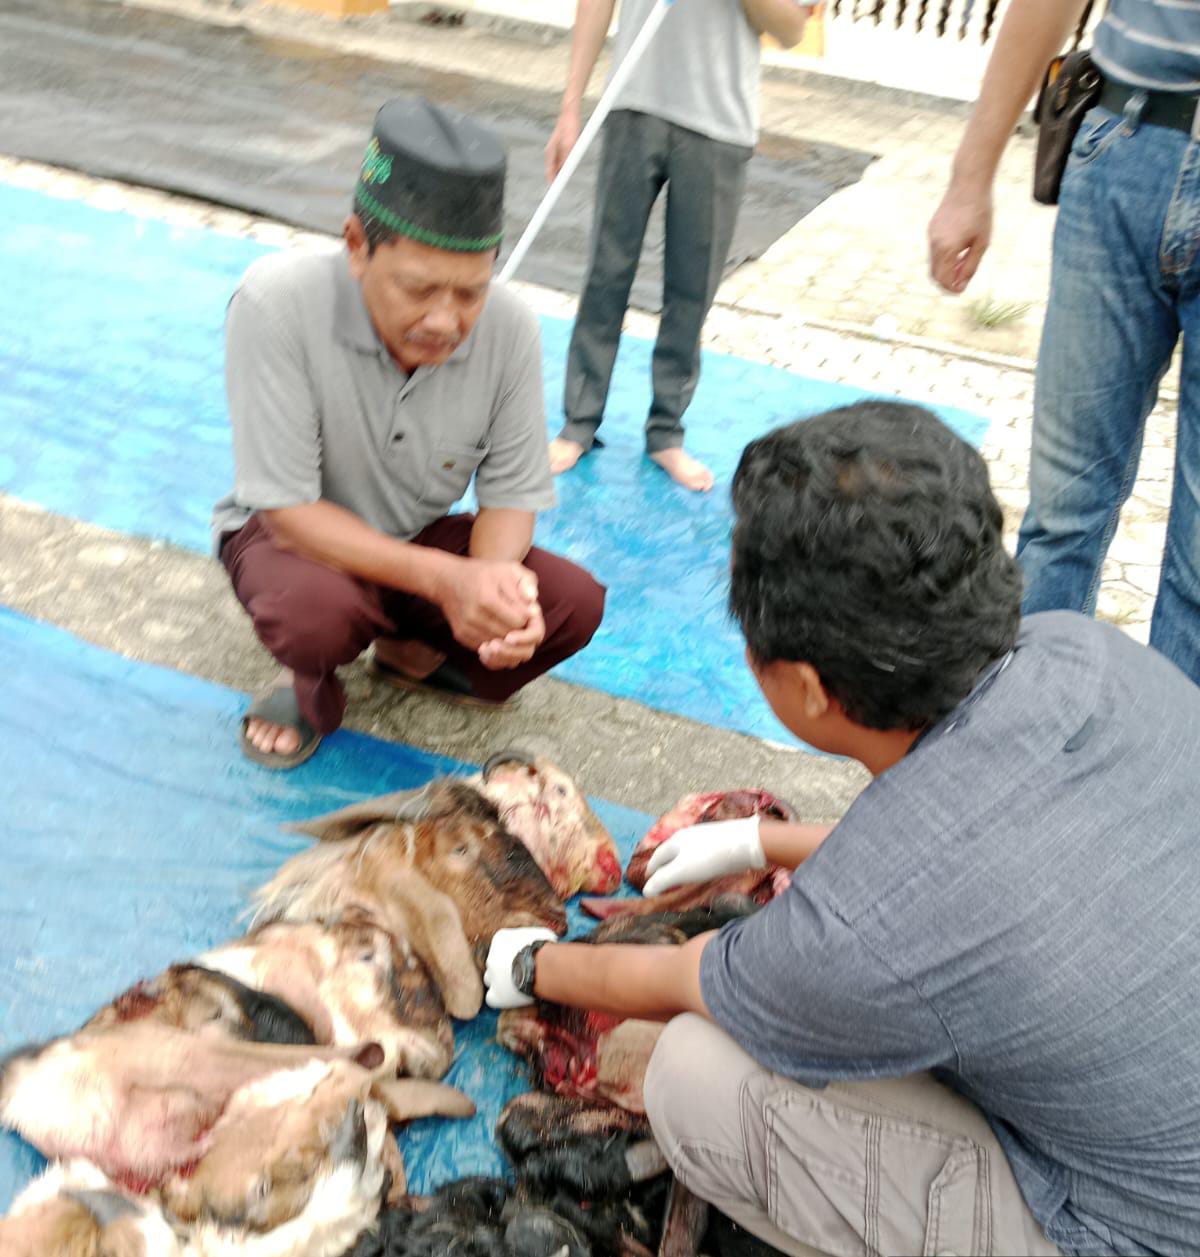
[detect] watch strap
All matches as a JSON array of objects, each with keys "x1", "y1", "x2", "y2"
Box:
[{"x1": 511, "y1": 939, "x2": 550, "y2": 998}]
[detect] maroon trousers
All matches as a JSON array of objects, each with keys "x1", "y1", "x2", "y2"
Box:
[{"x1": 221, "y1": 513, "x2": 606, "y2": 735}]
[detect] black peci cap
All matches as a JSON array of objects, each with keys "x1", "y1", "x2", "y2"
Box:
[{"x1": 354, "y1": 97, "x2": 506, "y2": 252}]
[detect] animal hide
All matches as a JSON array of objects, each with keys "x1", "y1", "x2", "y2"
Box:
[
  {"x1": 200, "y1": 921, "x2": 453, "y2": 1080},
  {"x1": 85, "y1": 963, "x2": 316, "y2": 1047},
  {"x1": 471, "y1": 751, "x2": 621, "y2": 898},
  {"x1": 0, "y1": 1022, "x2": 385, "y2": 1187},
  {"x1": 0, "y1": 1159, "x2": 183, "y2": 1257},
  {"x1": 253, "y1": 780, "x2": 567, "y2": 1020},
  {"x1": 162, "y1": 1061, "x2": 473, "y2": 1257},
  {"x1": 623, "y1": 790, "x2": 795, "y2": 892},
  {"x1": 342, "y1": 1095, "x2": 698, "y2": 1257}
]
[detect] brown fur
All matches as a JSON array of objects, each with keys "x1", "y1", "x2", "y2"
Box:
[
  {"x1": 202, "y1": 921, "x2": 453, "y2": 1079},
  {"x1": 254, "y1": 780, "x2": 566, "y2": 1019}
]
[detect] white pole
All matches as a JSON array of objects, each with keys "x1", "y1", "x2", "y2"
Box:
[{"x1": 498, "y1": 0, "x2": 677, "y2": 284}]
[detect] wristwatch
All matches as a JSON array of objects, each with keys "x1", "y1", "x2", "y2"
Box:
[{"x1": 511, "y1": 939, "x2": 551, "y2": 998}]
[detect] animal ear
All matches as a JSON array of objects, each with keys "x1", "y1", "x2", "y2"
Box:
[
  {"x1": 371, "y1": 1079, "x2": 476, "y2": 1123},
  {"x1": 481, "y1": 749, "x2": 538, "y2": 782},
  {"x1": 286, "y1": 786, "x2": 436, "y2": 842},
  {"x1": 387, "y1": 869, "x2": 484, "y2": 1020}
]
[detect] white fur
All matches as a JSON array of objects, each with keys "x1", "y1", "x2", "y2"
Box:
[
  {"x1": 7, "y1": 1159, "x2": 185, "y2": 1255},
  {"x1": 1, "y1": 1042, "x2": 121, "y2": 1164},
  {"x1": 184, "y1": 1100, "x2": 388, "y2": 1257}
]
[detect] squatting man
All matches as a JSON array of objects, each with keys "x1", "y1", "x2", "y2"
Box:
[
  {"x1": 212, "y1": 99, "x2": 604, "y2": 769},
  {"x1": 486, "y1": 402, "x2": 1200, "y2": 1257}
]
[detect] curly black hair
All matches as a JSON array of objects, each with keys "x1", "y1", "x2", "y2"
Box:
[{"x1": 730, "y1": 400, "x2": 1022, "y2": 732}]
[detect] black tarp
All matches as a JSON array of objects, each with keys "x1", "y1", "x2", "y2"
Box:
[{"x1": 0, "y1": 0, "x2": 874, "y2": 309}]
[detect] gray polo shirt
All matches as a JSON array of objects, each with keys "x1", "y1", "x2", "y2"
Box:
[
  {"x1": 211, "y1": 246, "x2": 556, "y2": 550},
  {"x1": 702, "y1": 612, "x2": 1200, "y2": 1256},
  {"x1": 609, "y1": 0, "x2": 764, "y2": 148}
]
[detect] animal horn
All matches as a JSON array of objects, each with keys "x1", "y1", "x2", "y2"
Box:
[{"x1": 481, "y1": 749, "x2": 538, "y2": 781}]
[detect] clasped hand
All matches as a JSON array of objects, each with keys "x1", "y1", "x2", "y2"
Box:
[{"x1": 438, "y1": 558, "x2": 545, "y2": 669}]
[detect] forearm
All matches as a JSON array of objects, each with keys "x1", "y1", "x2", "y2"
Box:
[
  {"x1": 534, "y1": 935, "x2": 712, "y2": 1021},
  {"x1": 469, "y1": 508, "x2": 535, "y2": 562},
  {"x1": 739, "y1": 0, "x2": 811, "y2": 48},
  {"x1": 561, "y1": 0, "x2": 616, "y2": 114},
  {"x1": 758, "y1": 819, "x2": 835, "y2": 871},
  {"x1": 262, "y1": 501, "x2": 454, "y2": 601},
  {"x1": 950, "y1": 0, "x2": 1089, "y2": 191}
]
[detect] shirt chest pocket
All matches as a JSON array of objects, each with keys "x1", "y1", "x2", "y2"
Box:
[{"x1": 418, "y1": 440, "x2": 490, "y2": 511}]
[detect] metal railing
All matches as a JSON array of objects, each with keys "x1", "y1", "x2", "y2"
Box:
[{"x1": 828, "y1": 0, "x2": 1099, "y2": 49}]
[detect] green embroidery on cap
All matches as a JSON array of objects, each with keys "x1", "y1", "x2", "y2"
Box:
[
  {"x1": 355, "y1": 186, "x2": 502, "y2": 252},
  {"x1": 360, "y1": 138, "x2": 394, "y2": 186}
]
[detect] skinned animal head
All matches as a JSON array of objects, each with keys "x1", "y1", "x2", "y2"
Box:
[
  {"x1": 475, "y1": 750, "x2": 621, "y2": 898},
  {"x1": 253, "y1": 779, "x2": 566, "y2": 1019},
  {"x1": 201, "y1": 919, "x2": 453, "y2": 1080},
  {"x1": 84, "y1": 963, "x2": 315, "y2": 1046}
]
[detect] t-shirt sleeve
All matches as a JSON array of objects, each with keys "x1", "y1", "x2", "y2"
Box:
[
  {"x1": 474, "y1": 306, "x2": 557, "y2": 514},
  {"x1": 700, "y1": 882, "x2": 956, "y2": 1086},
  {"x1": 224, "y1": 286, "x2": 322, "y2": 512}
]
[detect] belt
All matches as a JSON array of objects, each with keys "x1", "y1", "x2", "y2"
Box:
[{"x1": 1099, "y1": 80, "x2": 1200, "y2": 138}]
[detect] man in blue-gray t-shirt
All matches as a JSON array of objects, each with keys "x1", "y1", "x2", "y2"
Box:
[{"x1": 485, "y1": 400, "x2": 1200, "y2": 1256}]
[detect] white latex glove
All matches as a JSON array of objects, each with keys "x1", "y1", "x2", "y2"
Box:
[
  {"x1": 642, "y1": 816, "x2": 766, "y2": 897},
  {"x1": 484, "y1": 926, "x2": 558, "y2": 1010}
]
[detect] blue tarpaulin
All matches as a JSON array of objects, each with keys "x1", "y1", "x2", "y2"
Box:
[
  {"x1": 0, "y1": 182, "x2": 992, "y2": 742},
  {"x1": 0, "y1": 608, "x2": 650, "y2": 1209}
]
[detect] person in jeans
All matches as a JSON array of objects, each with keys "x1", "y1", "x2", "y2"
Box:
[
  {"x1": 545, "y1": 0, "x2": 811, "y2": 492},
  {"x1": 212, "y1": 98, "x2": 605, "y2": 768},
  {"x1": 929, "y1": 0, "x2": 1200, "y2": 685},
  {"x1": 485, "y1": 401, "x2": 1200, "y2": 1256}
]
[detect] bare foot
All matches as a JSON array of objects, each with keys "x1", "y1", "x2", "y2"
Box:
[
  {"x1": 245, "y1": 669, "x2": 302, "y2": 757},
  {"x1": 549, "y1": 438, "x2": 586, "y2": 475},
  {"x1": 374, "y1": 638, "x2": 446, "y2": 681},
  {"x1": 649, "y1": 448, "x2": 715, "y2": 493}
]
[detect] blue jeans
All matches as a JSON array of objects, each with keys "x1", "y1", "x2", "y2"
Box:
[{"x1": 1018, "y1": 100, "x2": 1200, "y2": 685}]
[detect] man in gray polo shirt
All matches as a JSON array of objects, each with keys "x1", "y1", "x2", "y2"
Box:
[
  {"x1": 212, "y1": 99, "x2": 605, "y2": 768},
  {"x1": 485, "y1": 402, "x2": 1200, "y2": 1255},
  {"x1": 544, "y1": 0, "x2": 813, "y2": 492}
]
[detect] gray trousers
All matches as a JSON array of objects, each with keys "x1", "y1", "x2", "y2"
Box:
[
  {"x1": 561, "y1": 110, "x2": 752, "y2": 455},
  {"x1": 644, "y1": 1014, "x2": 1062, "y2": 1257}
]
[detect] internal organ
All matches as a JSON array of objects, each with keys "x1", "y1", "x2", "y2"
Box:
[{"x1": 624, "y1": 789, "x2": 795, "y2": 891}]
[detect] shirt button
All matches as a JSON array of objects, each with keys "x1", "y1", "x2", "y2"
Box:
[{"x1": 393, "y1": 433, "x2": 404, "y2": 444}]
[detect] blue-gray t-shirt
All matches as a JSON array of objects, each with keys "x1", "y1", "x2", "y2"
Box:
[{"x1": 701, "y1": 612, "x2": 1200, "y2": 1257}]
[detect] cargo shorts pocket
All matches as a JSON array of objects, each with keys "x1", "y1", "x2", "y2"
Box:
[{"x1": 763, "y1": 1088, "x2": 992, "y2": 1257}]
